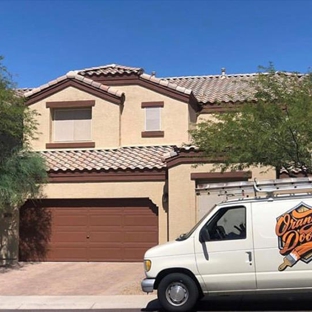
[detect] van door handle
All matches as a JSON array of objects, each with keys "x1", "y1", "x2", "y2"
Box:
[{"x1": 246, "y1": 251, "x2": 252, "y2": 265}]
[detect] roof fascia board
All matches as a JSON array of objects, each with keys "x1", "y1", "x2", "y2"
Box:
[
  {"x1": 25, "y1": 79, "x2": 124, "y2": 106},
  {"x1": 47, "y1": 169, "x2": 166, "y2": 183},
  {"x1": 166, "y1": 150, "x2": 226, "y2": 169}
]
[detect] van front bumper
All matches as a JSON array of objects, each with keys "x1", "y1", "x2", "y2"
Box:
[{"x1": 141, "y1": 278, "x2": 155, "y2": 293}]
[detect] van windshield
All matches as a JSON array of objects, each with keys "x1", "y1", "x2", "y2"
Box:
[{"x1": 176, "y1": 204, "x2": 216, "y2": 241}]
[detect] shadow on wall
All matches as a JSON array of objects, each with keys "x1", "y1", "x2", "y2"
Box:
[
  {"x1": 0, "y1": 208, "x2": 19, "y2": 265},
  {"x1": 19, "y1": 200, "x2": 52, "y2": 261}
]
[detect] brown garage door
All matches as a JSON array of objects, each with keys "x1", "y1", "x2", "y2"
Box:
[{"x1": 20, "y1": 198, "x2": 158, "y2": 262}]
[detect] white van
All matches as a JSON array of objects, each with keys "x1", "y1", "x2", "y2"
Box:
[{"x1": 141, "y1": 178, "x2": 312, "y2": 312}]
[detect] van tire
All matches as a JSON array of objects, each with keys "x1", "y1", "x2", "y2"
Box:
[{"x1": 158, "y1": 273, "x2": 199, "y2": 312}]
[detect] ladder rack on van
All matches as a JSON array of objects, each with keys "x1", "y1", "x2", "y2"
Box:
[{"x1": 195, "y1": 177, "x2": 312, "y2": 198}]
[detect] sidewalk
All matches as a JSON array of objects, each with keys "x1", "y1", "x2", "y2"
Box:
[{"x1": 0, "y1": 295, "x2": 159, "y2": 310}]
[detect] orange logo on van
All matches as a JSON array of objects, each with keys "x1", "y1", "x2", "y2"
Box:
[{"x1": 275, "y1": 202, "x2": 312, "y2": 271}]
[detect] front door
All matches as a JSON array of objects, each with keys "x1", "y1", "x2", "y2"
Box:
[{"x1": 195, "y1": 204, "x2": 256, "y2": 293}]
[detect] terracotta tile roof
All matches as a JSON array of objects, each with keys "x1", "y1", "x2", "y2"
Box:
[
  {"x1": 41, "y1": 145, "x2": 174, "y2": 172},
  {"x1": 161, "y1": 73, "x2": 257, "y2": 104},
  {"x1": 77, "y1": 64, "x2": 144, "y2": 77},
  {"x1": 24, "y1": 71, "x2": 124, "y2": 99},
  {"x1": 78, "y1": 65, "x2": 193, "y2": 97},
  {"x1": 16, "y1": 88, "x2": 33, "y2": 96},
  {"x1": 140, "y1": 73, "x2": 193, "y2": 96}
]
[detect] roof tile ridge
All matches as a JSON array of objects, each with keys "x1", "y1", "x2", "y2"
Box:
[
  {"x1": 73, "y1": 64, "x2": 117, "y2": 72},
  {"x1": 76, "y1": 63, "x2": 143, "y2": 73},
  {"x1": 24, "y1": 72, "x2": 124, "y2": 98},
  {"x1": 140, "y1": 73, "x2": 192, "y2": 95},
  {"x1": 160, "y1": 72, "x2": 259, "y2": 80}
]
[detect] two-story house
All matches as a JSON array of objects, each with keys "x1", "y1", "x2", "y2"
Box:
[{"x1": 3, "y1": 64, "x2": 278, "y2": 264}]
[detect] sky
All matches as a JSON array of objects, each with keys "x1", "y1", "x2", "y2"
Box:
[{"x1": 1, "y1": 0, "x2": 312, "y2": 88}]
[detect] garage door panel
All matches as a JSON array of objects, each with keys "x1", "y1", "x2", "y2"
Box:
[
  {"x1": 52, "y1": 232, "x2": 87, "y2": 243},
  {"x1": 52, "y1": 209, "x2": 88, "y2": 226},
  {"x1": 124, "y1": 232, "x2": 157, "y2": 242},
  {"x1": 89, "y1": 215, "x2": 123, "y2": 226},
  {"x1": 89, "y1": 232, "x2": 123, "y2": 242},
  {"x1": 19, "y1": 198, "x2": 158, "y2": 262},
  {"x1": 124, "y1": 215, "x2": 157, "y2": 226}
]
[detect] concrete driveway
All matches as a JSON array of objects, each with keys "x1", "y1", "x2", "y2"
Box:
[{"x1": 0, "y1": 262, "x2": 145, "y2": 296}]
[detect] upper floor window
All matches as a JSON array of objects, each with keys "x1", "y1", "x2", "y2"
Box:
[
  {"x1": 141, "y1": 101, "x2": 164, "y2": 138},
  {"x1": 46, "y1": 100, "x2": 95, "y2": 149},
  {"x1": 145, "y1": 107, "x2": 161, "y2": 131},
  {"x1": 53, "y1": 108, "x2": 92, "y2": 142}
]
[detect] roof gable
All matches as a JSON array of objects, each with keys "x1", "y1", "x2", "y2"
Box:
[{"x1": 25, "y1": 71, "x2": 125, "y2": 105}]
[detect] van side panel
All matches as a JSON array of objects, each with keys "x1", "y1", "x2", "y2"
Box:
[{"x1": 252, "y1": 197, "x2": 312, "y2": 290}]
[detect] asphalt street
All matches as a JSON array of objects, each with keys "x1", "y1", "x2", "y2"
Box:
[{"x1": 1, "y1": 293, "x2": 312, "y2": 312}]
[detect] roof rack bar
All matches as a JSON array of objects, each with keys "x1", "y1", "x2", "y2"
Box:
[{"x1": 196, "y1": 177, "x2": 312, "y2": 197}]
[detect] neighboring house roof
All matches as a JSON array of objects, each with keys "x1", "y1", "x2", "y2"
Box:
[
  {"x1": 161, "y1": 73, "x2": 257, "y2": 104},
  {"x1": 41, "y1": 145, "x2": 174, "y2": 172}
]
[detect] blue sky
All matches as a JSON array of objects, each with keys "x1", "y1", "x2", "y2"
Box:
[{"x1": 1, "y1": 0, "x2": 312, "y2": 88}]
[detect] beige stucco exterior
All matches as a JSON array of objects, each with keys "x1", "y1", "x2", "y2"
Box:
[
  {"x1": 29, "y1": 84, "x2": 195, "y2": 151},
  {"x1": 29, "y1": 86, "x2": 121, "y2": 150},
  {"x1": 116, "y1": 85, "x2": 193, "y2": 146},
  {"x1": 1, "y1": 69, "x2": 282, "y2": 263},
  {"x1": 167, "y1": 163, "x2": 276, "y2": 240}
]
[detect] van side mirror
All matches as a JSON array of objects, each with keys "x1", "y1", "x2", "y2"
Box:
[{"x1": 199, "y1": 227, "x2": 210, "y2": 243}]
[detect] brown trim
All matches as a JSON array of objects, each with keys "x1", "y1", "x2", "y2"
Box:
[
  {"x1": 83, "y1": 75, "x2": 199, "y2": 109},
  {"x1": 141, "y1": 131, "x2": 164, "y2": 138},
  {"x1": 46, "y1": 100, "x2": 95, "y2": 108},
  {"x1": 199, "y1": 101, "x2": 256, "y2": 114},
  {"x1": 26, "y1": 79, "x2": 124, "y2": 106},
  {"x1": 191, "y1": 171, "x2": 252, "y2": 181},
  {"x1": 166, "y1": 150, "x2": 225, "y2": 169},
  {"x1": 48, "y1": 169, "x2": 166, "y2": 183},
  {"x1": 141, "y1": 101, "x2": 164, "y2": 108},
  {"x1": 46, "y1": 142, "x2": 95, "y2": 149}
]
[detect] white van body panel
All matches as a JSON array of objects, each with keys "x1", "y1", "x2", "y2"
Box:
[
  {"x1": 194, "y1": 202, "x2": 256, "y2": 293},
  {"x1": 145, "y1": 236, "x2": 200, "y2": 280},
  {"x1": 143, "y1": 193, "x2": 312, "y2": 296},
  {"x1": 251, "y1": 197, "x2": 312, "y2": 290}
]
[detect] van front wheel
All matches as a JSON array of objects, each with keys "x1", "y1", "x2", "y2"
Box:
[{"x1": 158, "y1": 273, "x2": 199, "y2": 312}]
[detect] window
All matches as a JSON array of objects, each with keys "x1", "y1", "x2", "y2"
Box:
[
  {"x1": 141, "y1": 101, "x2": 164, "y2": 138},
  {"x1": 53, "y1": 108, "x2": 91, "y2": 142},
  {"x1": 145, "y1": 107, "x2": 161, "y2": 131},
  {"x1": 201, "y1": 206, "x2": 246, "y2": 241}
]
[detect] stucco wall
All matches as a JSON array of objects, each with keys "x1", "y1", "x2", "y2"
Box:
[
  {"x1": 168, "y1": 163, "x2": 276, "y2": 241},
  {"x1": 116, "y1": 85, "x2": 192, "y2": 146},
  {"x1": 28, "y1": 86, "x2": 120, "y2": 150},
  {"x1": 29, "y1": 85, "x2": 196, "y2": 150},
  {"x1": 43, "y1": 180, "x2": 168, "y2": 244}
]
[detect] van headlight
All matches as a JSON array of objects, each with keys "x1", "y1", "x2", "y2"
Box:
[{"x1": 144, "y1": 259, "x2": 152, "y2": 272}]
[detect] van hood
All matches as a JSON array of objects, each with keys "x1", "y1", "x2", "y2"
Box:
[{"x1": 144, "y1": 237, "x2": 194, "y2": 259}]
